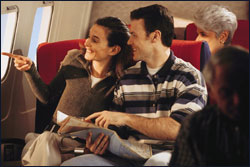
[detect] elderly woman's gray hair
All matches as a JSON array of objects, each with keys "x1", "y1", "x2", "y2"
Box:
[{"x1": 194, "y1": 5, "x2": 237, "y2": 45}]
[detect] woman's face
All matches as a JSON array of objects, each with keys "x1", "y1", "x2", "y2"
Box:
[
  {"x1": 195, "y1": 26, "x2": 224, "y2": 55},
  {"x1": 84, "y1": 24, "x2": 113, "y2": 62}
]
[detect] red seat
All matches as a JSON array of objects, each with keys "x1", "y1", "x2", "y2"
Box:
[
  {"x1": 35, "y1": 39, "x2": 84, "y2": 132},
  {"x1": 37, "y1": 39, "x2": 210, "y2": 84},
  {"x1": 231, "y1": 20, "x2": 249, "y2": 50},
  {"x1": 185, "y1": 20, "x2": 249, "y2": 50},
  {"x1": 184, "y1": 23, "x2": 197, "y2": 41},
  {"x1": 171, "y1": 40, "x2": 210, "y2": 71},
  {"x1": 37, "y1": 39, "x2": 85, "y2": 84},
  {"x1": 35, "y1": 38, "x2": 210, "y2": 132}
]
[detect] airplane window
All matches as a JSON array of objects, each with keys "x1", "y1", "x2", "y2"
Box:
[
  {"x1": 27, "y1": 6, "x2": 53, "y2": 67},
  {"x1": 1, "y1": 11, "x2": 17, "y2": 80}
]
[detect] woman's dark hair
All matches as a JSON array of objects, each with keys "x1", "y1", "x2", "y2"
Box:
[{"x1": 95, "y1": 17, "x2": 133, "y2": 78}]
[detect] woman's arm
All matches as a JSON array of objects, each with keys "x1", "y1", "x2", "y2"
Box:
[
  {"x1": 24, "y1": 63, "x2": 66, "y2": 104},
  {"x1": 2, "y1": 52, "x2": 66, "y2": 104}
]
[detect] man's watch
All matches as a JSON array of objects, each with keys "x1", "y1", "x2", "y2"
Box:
[{"x1": 74, "y1": 147, "x2": 90, "y2": 155}]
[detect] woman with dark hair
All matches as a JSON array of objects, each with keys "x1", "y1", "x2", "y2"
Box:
[
  {"x1": 3, "y1": 16, "x2": 132, "y2": 120},
  {"x1": 2, "y1": 16, "x2": 133, "y2": 166}
]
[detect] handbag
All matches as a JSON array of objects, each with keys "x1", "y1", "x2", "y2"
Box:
[{"x1": 21, "y1": 131, "x2": 84, "y2": 166}]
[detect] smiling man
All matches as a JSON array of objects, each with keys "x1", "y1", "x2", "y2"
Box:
[
  {"x1": 62, "y1": 4, "x2": 208, "y2": 166},
  {"x1": 88, "y1": 4, "x2": 207, "y2": 142}
]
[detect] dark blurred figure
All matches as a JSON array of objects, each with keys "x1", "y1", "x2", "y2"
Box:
[{"x1": 170, "y1": 46, "x2": 249, "y2": 166}]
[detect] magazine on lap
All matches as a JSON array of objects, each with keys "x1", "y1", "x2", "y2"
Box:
[{"x1": 57, "y1": 116, "x2": 152, "y2": 160}]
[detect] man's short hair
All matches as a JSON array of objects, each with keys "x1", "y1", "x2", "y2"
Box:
[{"x1": 130, "y1": 4, "x2": 174, "y2": 47}]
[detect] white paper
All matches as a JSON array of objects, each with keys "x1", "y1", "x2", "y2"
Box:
[{"x1": 57, "y1": 110, "x2": 68, "y2": 124}]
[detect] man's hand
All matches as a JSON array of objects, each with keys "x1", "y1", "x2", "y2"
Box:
[
  {"x1": 86, "y1": 132, "x2": 109, "y2": 155},
  {"x1": 85, "y1": 111, "x2": 127, "y2": 128},
  {"x1": 2, "y1": 52, "x2": 32, "y2": 71}
]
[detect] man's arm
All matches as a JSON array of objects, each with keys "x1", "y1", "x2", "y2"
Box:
[
  {"x1": 86, "y1": 65, "x2": 207, "y2": 141},
  {"x1": 85, "y1": 111, "x2": 180, "y2": 140},
  {"x1": 125, "y1": 114, "x2": 181, "y2": 140}
]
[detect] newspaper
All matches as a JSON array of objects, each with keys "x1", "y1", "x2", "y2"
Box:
[{"x1": 58, "y1": 116, "x2": 152, "y2": 160}]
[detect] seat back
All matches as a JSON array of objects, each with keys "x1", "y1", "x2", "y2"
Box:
[
  {"x1": 37, "y1": 39, "x2": 210, "y2": 84},
  {"x1": 35, "y1": 38, "x2": 210, "y2": 132},
  {"x1": 37, "y1": 39, "x2": 85, "y2": 84},
  {"x1": 185, "y1": 20, "x2": 249, "y2": 50},
  {"x1": 35, "y1": 39, "x2": 84, "y2": 132},
  {"x1": 171, "y1": 40, "x2": 210, "y2": 71},
  {"x1": 231, "y1": 20, "x2": 249, "y2": 50},
  {"x1": 184, "y1": 23, "x2": 197, "y2": 41}
]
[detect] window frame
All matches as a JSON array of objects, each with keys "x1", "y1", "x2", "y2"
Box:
[
  {"x1": 1, "y1": 5, "x2": 19, "y2": 82},
  {"x1": 27, "y1": 1, "x2": 54, "y2": 67}
]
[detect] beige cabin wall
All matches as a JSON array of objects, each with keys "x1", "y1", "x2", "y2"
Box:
[{"x1": 88, "y1": 1, "x2": 249, "y2": 39}]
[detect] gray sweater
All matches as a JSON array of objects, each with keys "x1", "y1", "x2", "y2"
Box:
[{"x1": 24, "y1": 49, "x2": 117, "y2": 122}]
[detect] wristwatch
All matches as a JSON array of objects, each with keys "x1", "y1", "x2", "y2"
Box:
[{"x1": 74, "y1": 147, "x2": 90, "y2": 154}]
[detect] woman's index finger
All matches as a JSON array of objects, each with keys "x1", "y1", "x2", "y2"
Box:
[{"x1": 2, "y1": 52, "x2": 22, "y2": 59}]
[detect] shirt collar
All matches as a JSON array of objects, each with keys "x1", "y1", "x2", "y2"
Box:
[{"x1": 140, "y1": 50, "x2": 176, "y2": 77}]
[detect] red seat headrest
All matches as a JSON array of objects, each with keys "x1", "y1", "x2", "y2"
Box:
[
  {"x1": 171, "y1": 39, "x2": 211, "y2": 71},
  {"x1": 37, "y1": 39, "x2": 210, "y2": 84},
  {"x1": 37, "y1": 39, "x2": 85, "y2": 84}
]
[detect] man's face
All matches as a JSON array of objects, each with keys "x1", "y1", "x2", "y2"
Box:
[
  {"x1": 210, "y1": 65, "x2": 238, "y2": 119},
  {"x1": 127, "y1": 19, "x2": 153, "y2": 62}
]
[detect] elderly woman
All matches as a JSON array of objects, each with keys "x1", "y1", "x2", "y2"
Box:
[{"x1": 193, "y1": 5, "x2": 238, "y2": 55}]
